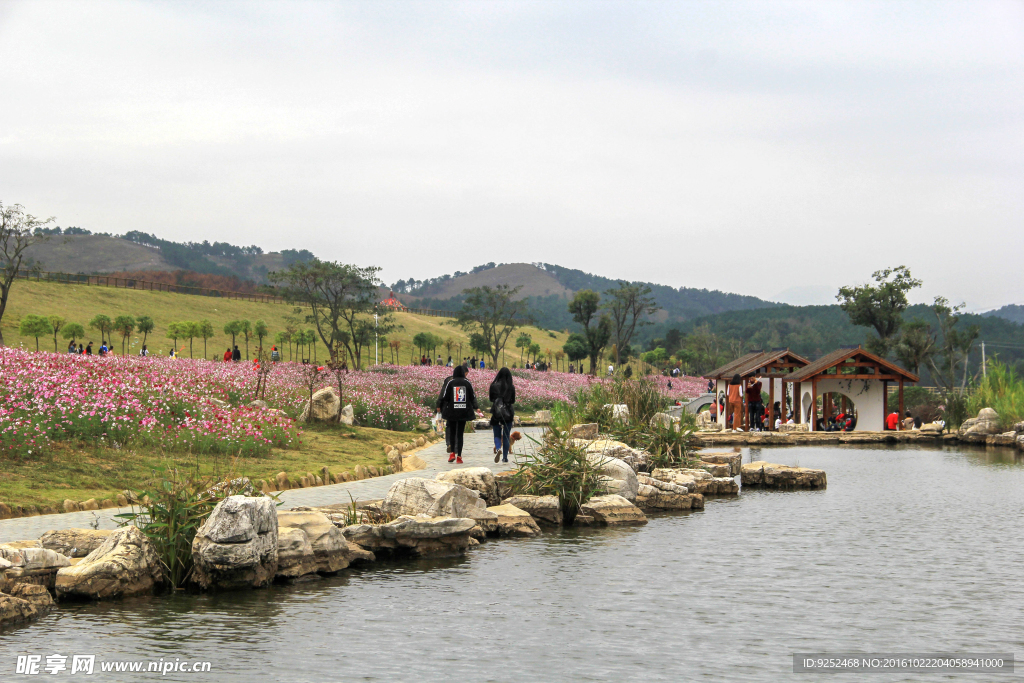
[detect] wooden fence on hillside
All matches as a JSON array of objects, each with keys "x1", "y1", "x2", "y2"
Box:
[{"x1": 15, "y1": 269, "x2": 286, "y2": 304}]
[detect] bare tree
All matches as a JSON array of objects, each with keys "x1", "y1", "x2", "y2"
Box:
[
  {"x1": 0, "y1": 202, "x2": 54, "y2": 346},
  {"x1": 603, "y1": 281, "x2": 660, "y2": 365}
]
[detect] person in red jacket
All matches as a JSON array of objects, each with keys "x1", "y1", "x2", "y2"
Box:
[
  {"x1": 886, "y1": 411, "x2": 900, "y2": 430},
  {"x1": 223, "y1": 348, "x2": 232, "y2": 362}
]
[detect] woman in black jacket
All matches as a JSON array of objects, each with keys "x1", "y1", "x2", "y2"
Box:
[
  {"x1": 489, "y1": 367, "x2": 516, "y2": 463},
  {"x1": 437, "y1": 365, "x2": 477, "y2": 464}
]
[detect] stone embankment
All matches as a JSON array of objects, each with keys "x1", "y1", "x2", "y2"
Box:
[{"x1": 0, "y1": 421, "x2": 830, "y2": 630}]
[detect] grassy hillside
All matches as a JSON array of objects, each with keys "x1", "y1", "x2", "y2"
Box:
[
  {"x1": 24, "y1": 234, "x2": 173, "y2": 273},
  {"x1": 0, "y1": 279, "x2": 569, "y2": 364}
]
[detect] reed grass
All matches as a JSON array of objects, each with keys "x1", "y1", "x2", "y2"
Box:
[
  {"x1": 968, "y1": 361, "x2": 1024, "y2": 430},
  {"x1": 508, "y1": 429, "x2": 606, "y2": 524}
]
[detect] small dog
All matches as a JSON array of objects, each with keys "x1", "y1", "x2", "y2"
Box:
[{"x1": 509, "y1": 431, "x2": 522, "y2": 445}]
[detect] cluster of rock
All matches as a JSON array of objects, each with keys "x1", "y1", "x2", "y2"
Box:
[
  {"x1": 0, "y1": 527, "x2": 156, "y2": 627},
  {"x1": 567, "y1": 424, "x2": 740, "y2": 512},
  {"x1": 740, "y1": 461, "x2": 827, "y2": 489}
]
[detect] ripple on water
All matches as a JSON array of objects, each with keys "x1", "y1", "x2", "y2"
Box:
[{"x1": 3, "y1": 444, "x2": 1024, "y2": 683}]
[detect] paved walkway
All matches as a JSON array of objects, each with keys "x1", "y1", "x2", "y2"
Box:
[{"x1": 0, "y1": 427, "x2": 542, "y2": 544}]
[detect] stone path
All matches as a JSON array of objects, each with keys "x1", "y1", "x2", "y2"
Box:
[{"x1": 0, "y1": 427, "x2": 543, "y2": 544}]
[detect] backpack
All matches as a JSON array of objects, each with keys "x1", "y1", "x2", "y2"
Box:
[{"x1": 493, "y1": 396, "x2": 513, "y2": 423}]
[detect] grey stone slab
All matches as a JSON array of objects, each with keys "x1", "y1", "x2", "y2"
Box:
[{"x1": 0, "y1": 428, "x2": 543, "y2": 543}]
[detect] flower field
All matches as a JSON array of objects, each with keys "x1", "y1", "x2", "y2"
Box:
[{"x1": 0, "y1": 348, "x2": 706, "y2": 458}]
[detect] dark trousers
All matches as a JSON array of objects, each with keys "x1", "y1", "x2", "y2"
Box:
[
  {"x1": 492, "y1": 421, "x2": 512, "y2": 457},
  {"x1": 446, "y1": 420, "x2": 467, "y2": 457}
]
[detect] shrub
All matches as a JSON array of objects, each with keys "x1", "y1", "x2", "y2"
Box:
[
  {"x1": 508, "y1": 429, "x2": 606, "y2": 524},
  {"x1": 116, "y1": 465, "x2": 254, "y2": 589}
]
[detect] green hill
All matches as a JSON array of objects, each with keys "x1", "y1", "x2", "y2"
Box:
[
  {"x1": 397, "y1": 261, "x2": 779, "y2": 331},
  {"x1": 0, "y1": 279, "x2": 569, "y2": 365},
  {"x1": 666, "y1": 303, "x2": 1024, "y2": 380}
]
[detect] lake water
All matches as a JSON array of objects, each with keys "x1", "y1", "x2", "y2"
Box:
[{"x1": 3, "y1": 444, "x2": 1023, "y2": 682}]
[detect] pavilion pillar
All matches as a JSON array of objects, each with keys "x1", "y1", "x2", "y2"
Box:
[
  {"x1": 768, "y1": 378, "x2": 775, "y2": 431},
  {"x1": 882, "y1": 380, "x2": 888, "y2": 429},
  {"x1": 810, "y1": 379, "x2": 818, "y2": 432},
  {"x1": 793, "y1": 381, "x2": 801, "y2": 424},
  {"x1": 899, "y1": 378, "x2": 905, "y2": 430}
]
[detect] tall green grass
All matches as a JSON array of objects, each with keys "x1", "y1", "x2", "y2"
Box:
[
  {"x1": 508, "y1": 429, "x2": 607, "y2": 524},
  {"x1": 968, "y1": 361, "x2": 1024, "y2": 430},
  {"x1": 549, "y1": 377, "x2": 698, "y2": 468}
]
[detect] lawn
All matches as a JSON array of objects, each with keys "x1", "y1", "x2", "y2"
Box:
[
  {"x1": 0, "y1": 422, "x2": 407, "y2": 512},
  {"x1": 0, "y1": 279, "x2": 570, "y2": 364}
]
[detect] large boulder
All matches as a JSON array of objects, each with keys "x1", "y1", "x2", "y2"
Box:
[
  {"x1": 584, "y1": 440, "x2": 650, "y2": 473},
  {"x1": 299, "y1": 387, "x2": 341, "y2": 422},
  {"x1": 0, "y1": 545, "x2": 71, "y2": 590},
  {"x1": 698, "y1": 450, "x2": 742, "y2": 476},
  {"x1": 636, "y1": 473, "x2": 703, "y2": 510},
  {"x1": 650, "y1": 412, "x2": 683, "y2": 431},
  {"x1": 0, "y1": 593, "x2": 42, "y2": 627},
  {"x1": 486, "y1": 505, "x2": 542, "y2": 537},
  {"x1": 651, "y1": 468, "x2": 738, "y2": 495},
  {"x1": 740, "y1": 461, "x2": 827, "y2": 489},
  {"x1": 382, "y1": 478, "x2": 496, "y2": 526},
  {"x1": 40, "y1": 529, "x2": 113, "y2": 558},
  {"x1": 276, "y1": 511, "x2": 372, "y2": 579},
  {"x1": 579, "y1": 495, "x2": 647, "y2": 526},
  {"x1": 570, "y1": 423, "x2": 599, "y2": 440},
  {"x1": 533, "y1": 410, "x2": 552, "y2": 424},
  {"x1": 585, "y1": 452, "x2": 639, "y2": 501},
  {"x1": 778, "y1": 422, "x2": 809, "y2": 433},
  {"x1": 960, "y1": 408, "x2": 1001, "y2": 436},
  {"x1": 501, "y1": 495, "x2": 562, "y2": 526},
  {"x1": 8, "y1": 582, "x2": 54, "y2": 613},
  {"x1": 340, "y1": 404, "x2": 355, "y2": 426},
  {"x1": 343, "y1": 515, "x2": 477, "y2": 558},
  {"x1": 55, "y1": 526, "x2": 162, "y2": 600},
  {"x1": 192, "y1": 495, "x2": 278, "y2": 590},
  {"x1": 696, "y1": 410, "x2": 720, "y2": 431},
  {"x1": 603, "y1": 404, "x2": 630, "y2": 423},
  {"x1": 435, "y1": 468, "x2": 500, "y2": 506}
]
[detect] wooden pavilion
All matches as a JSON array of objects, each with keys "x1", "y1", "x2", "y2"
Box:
[
  {"x1": 782, "y1": 346, "x2": 919, "y2": 432},
  {"x1": 705, "y1": 348, "x2": 810, "y2": 431}
]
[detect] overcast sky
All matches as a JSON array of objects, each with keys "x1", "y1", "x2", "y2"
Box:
[{"x1": 1, "y1": 1, "x2": 1021, "y2": 310}]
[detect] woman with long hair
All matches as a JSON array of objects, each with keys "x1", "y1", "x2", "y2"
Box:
[
  {"x1": 437, "y1": 365, "x2": 477, "y2": 464},
  {"x1": 489, "y1": 367, "x2": 516, "y2": 463}
]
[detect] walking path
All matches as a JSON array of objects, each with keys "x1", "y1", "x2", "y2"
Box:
[{"x1": 0, "y1": 427, "x2": 543, "y2": 544}]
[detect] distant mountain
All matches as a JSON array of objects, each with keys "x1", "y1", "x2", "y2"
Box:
[
  {"x1": 396, "y1": 261, "x2": 779, "y2": 331},
  {"x1": 23, "y1": 230, "x2": 315, "y2": 283},
  {"x1": 983, "y1": 304, "x2": 1024, "y2": 326},
  {"x1": 398, "y1": 263, "x2": 572, "y2": 301}
]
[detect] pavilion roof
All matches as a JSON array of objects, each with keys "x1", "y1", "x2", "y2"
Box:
[
  {"x1": 784, "y1": 346, "x2": 919, "y2": 383},
  {"x1": 705, "y1": 351, "x2": 765, "y2": 380},
  {"x1": 705, "y1": 348, "x2": 809, "y2": 380}
]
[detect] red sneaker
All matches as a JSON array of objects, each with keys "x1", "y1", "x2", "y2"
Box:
[
  {"x1": 448, "y1": 453, "x2": 456, "y2": 463},
  {"x1": 456, "y1": 456, "x2": 463, "y2": 464}
]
